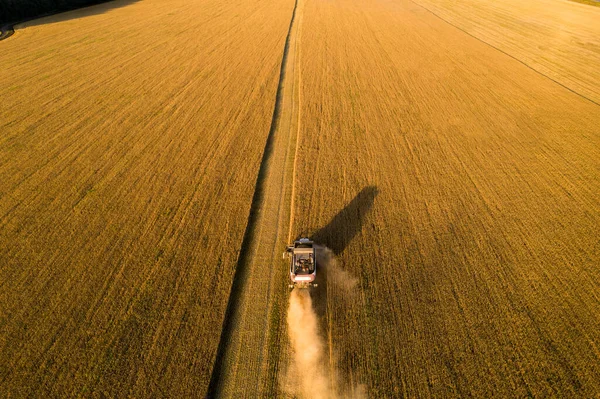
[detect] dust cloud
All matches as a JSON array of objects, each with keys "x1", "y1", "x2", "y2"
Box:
[
  {"x1": 286, "y1": 288, "x2": 331, "y2": 398},
  {"x1": 316, "y1": 245, "x2": 358, "y2": 296},
  {"x1": 283, "y1": 246, "x2": 365, "y2": 399}
]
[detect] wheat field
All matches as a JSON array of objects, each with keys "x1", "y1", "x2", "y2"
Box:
[
  {"x1": 414, "y1": 0, "x2": 600, "y2": 104},
  {"x1": 0, "y1": 0, "x2": 293, "y2": 396},
  {"x1": 290, "y1": 0, "x2": 600, "y2": 396},
  {"x1": 1, "y1": 0, "x2": 599, "y2": 396}
]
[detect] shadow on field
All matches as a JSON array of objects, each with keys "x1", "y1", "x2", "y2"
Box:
[
  {"x1": 310, "y1": 186, "x2": 378, "y2": 354},
  {"x1": 312, "y1": 186, "x2": 378, "y2": 255},
  {"x1": 12, "y1": 0, "x2": 140, "y2": 29}
]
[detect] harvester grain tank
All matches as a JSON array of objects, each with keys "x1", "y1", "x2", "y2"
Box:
[{"x1": 283, "y1": 238, "x2": 317, "y2": 288}]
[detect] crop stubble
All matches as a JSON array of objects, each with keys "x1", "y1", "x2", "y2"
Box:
[
  {"x1": 207, "y1": 0, "x2": 303, "y2": 395},
  {"x1": 291, "y1": 0, "x2": 600, "y2": 396},
  {"x1": 413, "y1": 0, "x2": 600, "y2": 104},
  {"x1": 0, "y1": 0, "x2": 293, "y2": 396}
]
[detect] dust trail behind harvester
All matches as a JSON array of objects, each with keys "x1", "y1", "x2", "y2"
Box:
[
  {"x1": 317, "y1": 245, "x2": 358, "y2": 295},
  {"x1": 286, "y1": 288, "x2": 331, "y2": 398},
  {"x1": 284, "y1": 246, "x2": 364, "y2": 399}
]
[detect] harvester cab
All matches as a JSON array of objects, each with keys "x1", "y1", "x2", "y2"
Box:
[{"x1": 283, "y1": 237, "x2": 317, "y2": 289}]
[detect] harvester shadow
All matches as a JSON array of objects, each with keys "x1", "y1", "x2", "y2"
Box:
[
  {"x1": 310, "y1": 186, "x2": 378, "y2": 370},
  {"x1": 311, "y1": 186, "x2": 379, "y2": 256}
]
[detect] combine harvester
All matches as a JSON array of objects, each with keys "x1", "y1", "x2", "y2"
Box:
[{"x1": 284, "y1": 238, "x2": 317, "y2": 289}]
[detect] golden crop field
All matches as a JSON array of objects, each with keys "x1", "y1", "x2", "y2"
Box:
[
  {"x1": 1, "y1": 0, "x2": 599, "y2": 396},
  {"x1": 290, "y1": 0, "x2": 600, "y2": 396},
  {"x1": 414, "y1": 0, "x2": 600, "y2": 104},
  {"x1": 0, "y1": 0, "x2": 294, "y2": 396}
]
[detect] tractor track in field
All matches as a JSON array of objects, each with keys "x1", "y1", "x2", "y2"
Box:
[
  {"x1": 206, "y1": 0, "x2": 303, "y2": 396},
  {"x1": 410, "y1": 0, "x2": 600, "y2": 107}
]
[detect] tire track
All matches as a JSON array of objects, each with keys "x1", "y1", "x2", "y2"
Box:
[
  {"x1": 410, "y1": 0, "x2": 600, "y2": 107},
  {"x1": 207, "y1": 0, "x2": 302, "y2": 395}
]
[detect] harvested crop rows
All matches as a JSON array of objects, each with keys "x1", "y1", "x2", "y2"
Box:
[
  {"x1": 207, "y1": 0, "x2": 303, "y2": 395},
  {"x1": 414, "y1": 0, "x2": 600, "y2": 104}
]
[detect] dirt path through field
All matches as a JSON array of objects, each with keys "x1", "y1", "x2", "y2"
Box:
[{"x1": 207, "y1": 0, "x2": 302, "y2": 396}]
